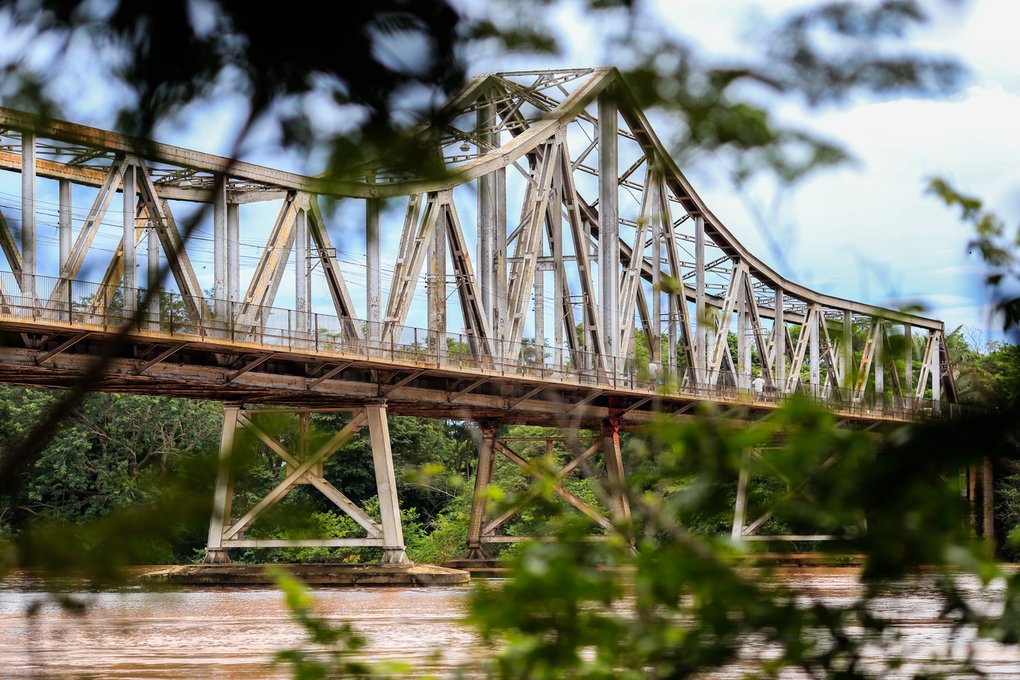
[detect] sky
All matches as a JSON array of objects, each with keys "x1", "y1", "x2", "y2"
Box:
[{"x1": 1, "y1": 0, "x2": 1018, "y2": 346}]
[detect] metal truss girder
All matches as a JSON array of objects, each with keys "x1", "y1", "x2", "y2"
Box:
[
  {"x1": 237, "y1": 192, "x2": 299, "y2": 329},
  {"x1": 785, "y1": 305, "x2": 820, "y2": 394},
  {"x1": 134, "y1": 162, "x2": 212, "y2": 323},
  {"x1": 706, "y1": 263, "x2": 746, "y2": 385},
  {"x1": 443, "y1": 198, "x2": 495, "y2": 358},
  {"x1": 742, "y1": 270, "x2": 774, "y2": 387},
  {"x1": 307, "y1": 198, "x2": 361, "y2": 340},
  {"x1": 504, "y1": 141, "x2": 558, "y2": 358},
  {"x1": 59, "y1": 157, "x2": 128, "y2": 282},
  {"x1": 237, "y1": 412, "x2": 382, "y2": 538},
  {"x1": 618, "y1": 168, "x2": 654, "y2": 357},
  {"x1": 223, "y1": 411, "x2": 368, "y2": 540},
  {"x1": 484, "y1": 440, "x2": 612, "y2": 537},
  {"x1": 853, "y1": 321, "x2": 881, "y2": 402},
  {"x1": 558, "y1": 138, "x2": 608, "y2": 369},
  {"x1": 382, "y1": 193, "x2": 437, "y2": 340},
  {"x1": 0, "y1": 207, "x2": 23, "y2": 280},
  {"x1": 915, "y1": 332, "x2": 937, "y2": 400}
]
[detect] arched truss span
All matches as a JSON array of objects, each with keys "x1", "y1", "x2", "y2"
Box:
[{"x1": 0, "y1": 68, "x2": 955, "y2": 418}]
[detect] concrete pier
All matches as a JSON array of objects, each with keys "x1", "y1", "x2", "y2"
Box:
[{"x1": 141, "y1": 563, "x2": 469, "y2": 587}]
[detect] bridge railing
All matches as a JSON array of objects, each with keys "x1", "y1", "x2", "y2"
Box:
[{"x1": 0, "y1": 271, "x2": 948, "y2": 421}]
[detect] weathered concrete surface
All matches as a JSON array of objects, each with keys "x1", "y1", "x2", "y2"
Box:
[
  {"x1": 443, "y1": 559, "x2": 508, "y2": 577},
  {"x1": 141, "y1": 563, "x2": 469, "y2": 587}
]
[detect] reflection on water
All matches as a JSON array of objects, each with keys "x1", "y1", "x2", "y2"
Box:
[{"x1": 1, "y1": 568, "x2": 1018, "y2": 678}]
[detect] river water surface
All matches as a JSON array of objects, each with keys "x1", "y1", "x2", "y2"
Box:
[{"x1": 1, "y1": 568, "x2": 1019, "y2": 678}]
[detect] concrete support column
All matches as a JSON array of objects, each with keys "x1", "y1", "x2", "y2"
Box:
[
  {"x1": 294, "y1": 208, "x2": 309, "y2": 336},
  {"x1": 931, "y1": 330, "x2": 941, "y2": 412},
  {"x1": 598, "y1": 93, "x2": 619, "y2": 359},
  {"x1": 465, "y1": 422, "x2": 498, "y2": 560},
  {"x1": 366, "y1": 197, "x2": 381, "y2": 347},
  {"x1": 204, "y1": 405, "x2": 240, "y2": 564},
  {"x1": 601, "y1": 417, "x2": 631, "y2": 525},
  {"x1": 58, "y1": 179, "x2": 71, "y2": 271},
  {"x1": 122, "y1": 164, "x2": 137, "y2": 314},
  {"x1": 365, "y1": 401, "x2": 408, "y2": 564},
  {"x1": 21, "y1": 132, "x2": 35, "y2": 300}
]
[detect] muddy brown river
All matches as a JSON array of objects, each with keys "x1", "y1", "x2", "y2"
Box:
[{"x1": 1, "y1": 568, "x2": 1018, "y2": 678}]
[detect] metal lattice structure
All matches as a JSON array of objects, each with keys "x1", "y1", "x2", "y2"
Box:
[{"x1": 0, "y1": 68, "x2": 958, "y2": 561}]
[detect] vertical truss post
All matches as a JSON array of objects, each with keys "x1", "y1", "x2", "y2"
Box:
[
  {"x1": 147, "y1": 201, "x2": 159, "y2": 329},
  {"x1": 294, "y1": 207, "x2": 309, "y2": 338},
  {"x1": 875, "y1": 321, "x2": 885, "y2": 407},
  {"x1": 367, "y1": 195, "x2": 381, "y2": 347},
  {"x1": 213, "y1": 178, "x2": 227, "y2": 320},
  {"x1": 535, "y1": 266, "x2": 545, "y2": 350},
  {"x1": 842, "y1": 310, "x2": 853, "y2": 399},
  {"x1": 477, "y1": 99, "x2": 496, "y2": 329},
  {"x1": 651, "y1": 186, "x2": 662, "y2": 367},
  {"x1": 465, "y1": 422, "x2": 498, "y2": 561},
  {"x1": 551, "y1": 153, "x2": 564, "y2": 369},
  {"x1": 904, "y1": 323, "x2": 913, "y2": 407},
  {"x1": 930, "y1": 330, "x2": 941, "y2": 412},
  {"x1": 122, "y1": 164, "x2": 137, "y2": 315},
  {"x1": 601, "y1": 417, "x2": 631, "y2": 525},
  {"x1": 668, "y1": 295, "x2": 678, "y2": 377},
  {"x1": 809, "y1": 307, "x2": 820, "y2": 396},
  {"x1": 445, "y1": 199, "x2": 496, "y2": 359},
  {"x1": 732, "y1": 448, "x2": 751, "y2": 541},
  {"x1": 365, "y1": 401, "x2": 409, "y2": 564},
  {"x1": 495, "y1": 168, "x2": 508, "y2": 355},
  {"x1": 58, "y1": 179, "x2": 71, "y2": 272},
  {"x1": 774, "y1": 289, "x2": 785, "y2": 393},
  {"x1": 227, "y1": 203, "x2": 239, "y2": 304},
  {"x1": 736, "y1": 282, "x2": 747, "y2": 389},
  {"x1": 21, "y1": 131, "x2": 35, "y2": 300},
  {"x1": 429, "y1": 195, "x2": 448, "y2": 355},
  {"x1": 598, "y1": 92, "x2": 619, "y2": 361},
  {"x1": 204, "y1": 405, "x2": 240, "y2": 564},
  {"x1": 694, "y1": 215, "x2": 706, "y2": 381}
]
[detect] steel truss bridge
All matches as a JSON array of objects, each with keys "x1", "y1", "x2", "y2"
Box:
[{"x1": 0, "y1": 68, "x2": 957, "y2": 563}]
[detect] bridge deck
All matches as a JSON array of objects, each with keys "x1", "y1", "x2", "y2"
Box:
[{"x1": 0, "y1": 273, "x2": 936, "y2": 428}]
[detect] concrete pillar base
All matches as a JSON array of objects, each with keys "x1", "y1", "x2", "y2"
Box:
[
  {"x1": 463, "y1": 545, "x2": 490, "y2": 561},
  {"x1": 380, "y1": 547, "x2": 410, "y2": 564},
  {"x1": 202, "y1": 548, "x2": 232, "y2": 564}
]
